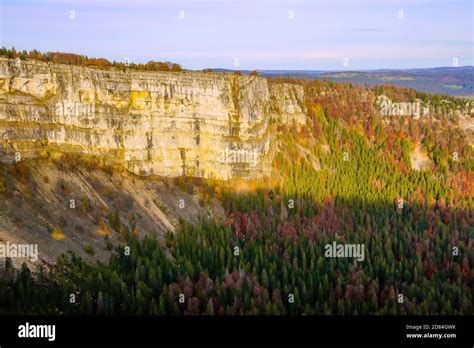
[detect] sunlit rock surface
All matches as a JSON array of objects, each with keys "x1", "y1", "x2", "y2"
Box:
[{"x1": 0, "y1": 58, "x2": 305, "y2": 179}]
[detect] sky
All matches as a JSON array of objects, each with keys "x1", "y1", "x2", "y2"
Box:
[{"x1": 1, "y1": 0, "x2": 473, "y2": 70}]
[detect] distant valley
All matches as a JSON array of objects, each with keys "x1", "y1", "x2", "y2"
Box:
[{"x1": 215, "y1": 66, "x2": 474, "y2": 98}]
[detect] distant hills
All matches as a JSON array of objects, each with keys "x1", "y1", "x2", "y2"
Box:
[{"x1": 213, "y1": 66, "x2": 474, "y2": 97}]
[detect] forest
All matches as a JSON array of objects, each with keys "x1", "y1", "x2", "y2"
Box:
[
  {"x1": 0, "y1": 47, "x2": 183, "y2": 72},
  {"x1": 0, "y1": 77, "x2": 472, "y2": 315}
]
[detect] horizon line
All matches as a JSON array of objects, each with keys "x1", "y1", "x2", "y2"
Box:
[{"x1": 2, "y1": 47, "x2": 473, "y2": 73}]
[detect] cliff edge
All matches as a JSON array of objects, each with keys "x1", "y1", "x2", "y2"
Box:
[{"x1": 0, "y1": 58, "x2": 306, "y2": 179}]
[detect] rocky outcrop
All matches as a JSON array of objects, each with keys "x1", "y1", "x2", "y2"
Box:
[{"x1": 0, "y1": 58, "x2": 306, "y2": 179}]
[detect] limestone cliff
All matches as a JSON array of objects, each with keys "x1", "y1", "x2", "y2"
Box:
[{"x1": 0, "y1": 58, "x2": 305, "y2": 179}]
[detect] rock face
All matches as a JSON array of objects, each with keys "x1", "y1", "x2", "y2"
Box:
[{"x1": 0, "y1": 58, "x2": 305, "y2": 179}]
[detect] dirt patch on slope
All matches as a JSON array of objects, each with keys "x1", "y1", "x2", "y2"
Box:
[
  {"x1": 0, "y1": 159, "x2": 223, "y2": 268},
  {"x1": 410, "y1": 144, "x2": 431, "y2": 171}
]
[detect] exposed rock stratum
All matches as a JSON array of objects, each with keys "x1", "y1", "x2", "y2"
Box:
[{"x1": 0, "y1": 58, "x2": 306, "y2": 179}]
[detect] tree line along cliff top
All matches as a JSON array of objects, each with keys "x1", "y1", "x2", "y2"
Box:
[
  {"x1": 0, "y1": 47, "x2": 184, "y2": 73},
  {"x1": 0, "y1": 47, "x2": 261, "y2": 77}
]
